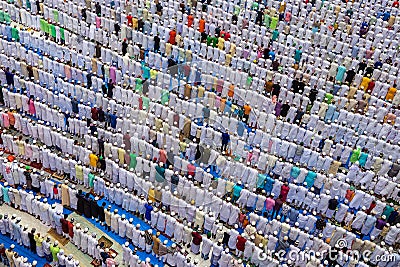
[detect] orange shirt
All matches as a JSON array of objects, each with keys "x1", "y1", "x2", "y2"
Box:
[
  {"x1": 8, "y1": 112, "x2": 15, "y2": 126},
  {"x1": 199, "y1": 19, "x2": 205, "y2": 32},
  {"x1": 169, "y1": 30, "x2": 176, "y2": 45},
  {"x1": 228, "y1": 84, "x2": 234, "y2": 98},
  {"x1": 220, "y1": 98, "x2": 226, "y2": 112},
  {"x1": 386, "y1": 87, "x2": 397, "y2": 101},
  {"x1": 243, "y1": 105, "x2": 251, "y2": 115}
]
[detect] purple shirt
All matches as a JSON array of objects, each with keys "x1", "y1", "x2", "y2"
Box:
[
  {"x1": 375, "y1": 219, "x2": 386, "y2": 230},
  {"x1": 275, "y1": 102, "x2": 282, "y2": 117}
]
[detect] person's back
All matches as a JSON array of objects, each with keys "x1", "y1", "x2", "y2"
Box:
[{"x1": 222, "y1": 132, "x2": 230, "y2": 144}]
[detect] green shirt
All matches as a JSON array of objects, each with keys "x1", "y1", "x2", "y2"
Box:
[
  {"x1": 0, "y1": 11, "x2": 5, "y2": 22},
  {"x1": 4, "y1": 12, "x2": 10, "y2": 23},
  {"x1": 88, "y1": 173, "x2": 95, "y2": 188},
  {"x1": 211, "y1": 36, "x2": 218, "y2": 48},
  {"x1": 325, "y1": 93, "x2": 334, "y2": 104},
  {"x1": 264, "y1": 14, "x2": 271, "y2": 28},
  {"x1": 155, "y1": 165, "x2": 165, "y2": 183},
  {"x1": 60, "y1": 27, "x2": 65, "y2": 40},
  {"x1": 246, "y1": 75, "x2": 253, "y2": 86},
  {"x1": 129, "y1": 153, "x2": 137, "y2": 170},
  {"x1": 135, "y1": 78, "x2": 143, "y2": 93},
  {"x1": 206, "y1": 35, "x2": 213, "y2": 46},
  {"x1": 40, "y1": 18, "x2": 49, "y2": 33},
  {"x1": 349, "y1": 148, "x2": 361, "y2": 163},
  {"x1": 142, "y1": 96, "x2": 150, "y2": 110},
  {"x1": 272, "y1": 29, "x2": 279, "y2": 41},
  {"x1": 11, "y1": 27, "x2": 19, "y2": 41},
  {"x1": 50, "y1": 24, "x2": 56, "y2": 38},
  {"x1": 50, "y1": 245, "x2": 60, "y2": 261},
  {"x1": 161, "y1": 89, "x2": 169, "y2": 105},
  {"x1": 234, "y1": 6, "x2": 240, "y2": 15},
  {"x1": 53, "y1": 10, "x2": 59, "y2": 23},
  {"x1": 270, "y1": 16, "x2": 278, "y2": 30}
]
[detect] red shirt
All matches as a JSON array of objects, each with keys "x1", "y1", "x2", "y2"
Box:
[
  {"x1": 187, "y1": 164, "x2": 196, "y2": 177},
  {"x1": 280, "y1": 185, "x2": 290, "y2": 201},
  {"x1": 192, "y1": 232, "x2": 202, "y2": 245},
  {"x1": 366, "y1": 80, "x2": 375, "y2": 94},
  {"x1": 127, "y1": 15, "x2": 133, "y2": 26},
  {"x1": 238, "y1": 212, "x2": 246, "y2": 223},
  {"x1": 91, "y1": 107, "x2": 99, "y2": 120},
  {"x1": 187, "y1": 15, "x2": 194, "y2": 27},
  {"x1": 236, "y1": 236, "x2": 247, "y2": 251},
  {"x1": 169, "y1": 30, "x2": 177, "y2": 45},
  {"x1": 224, "y1": 32, "x2": 231, "y2": 40},
  {"x1": 60, "y1": 219, "x2": 69, "y2": 234},
  {"x1": 67, "y1": 221, "x2": 74, "y2": 238}
]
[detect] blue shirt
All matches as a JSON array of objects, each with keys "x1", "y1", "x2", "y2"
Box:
[
  {"x1": 257, "y1": 174, "x2": 267, "y2": 188},
  {"x1": 304, "y1": 171, "x2": 317, "y2": 187},
  {"x1": 2, "y1": 187, "x2": 10, "y2": 203},
  {"x1": 264, "y1": 176, "x2": 275, "y2": 193},
  {"x1": 222, "y1": 132, "x2": 230, "y2": 144},
  {"x1": 290, "y1": 166, "x2": 300, "y2": 178},
  {"x1": 145, "y1": 204, "x2": 153, "y2": 221},
  {"x1": 232, "y1": 184, "x2": 243, "y2": 198},
  {"x1": 237, "y1": 121, "x2": 245, "y2": 137},
  {"x1": 336, "y1": 66, "x2": 346, "y2": 82},
  {"x1": 288, "y1": 208, "x2": 299, "y2": 223},
  {"x1": 109, "y1": 113, "x2": 117, "y2": 129}
]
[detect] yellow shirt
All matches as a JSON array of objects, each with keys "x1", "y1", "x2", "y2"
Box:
[
  {"x1": 386, "y1": 87, "x2": 397, "y2": 101},
  {"x1": 217, "y1": 37, "x2": 225, "y2": 50},
  {"x1": 225, "y1": 54, "x2": 232, "y2": 66},
  {"x1": 179, "y1": 141, "x2": 188, "y2": 152},
  {"x1": 197, "y1": 86, "x2": 205, "y2": 98},
  {"x1": 75, "y1": 165, "x2": 83, "y2": 180},
  {"x1": 132, "y1": 18, "x2": 138, "y2": 29},
  {"x1": 360, "y1": 76, "x2": 370, "y2": 90},
  {"x1": 89, "y1": 153, "x2": 98, "y2": 167},
  {"x1": 148, "y1": 188, "x2": 155, "y2": 202},
  {"x1": 34, "y1": 235, "x2": 43, "y2": 247},
  {"x1": 118, "y1": 148, "x2": 125, "y2": 164},
  {"x1": 165, "y1": 43, "x2": 172, "y2": 56},
  {"x1": 150, "y1": 69, "x2": 158, "y2": 79},
  {"x1": 229, "y1": 43, "x2": 236, "y2": 56}
]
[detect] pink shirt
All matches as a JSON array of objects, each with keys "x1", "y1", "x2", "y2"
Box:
[
  {"x1": 2, "y1": 114, "x2": 9, "y2": 128},
  {"x1": 96, "y1": 16, "x2": 101, "y2": 29},
  {"x1": 28, "y1": 99, "x2": 36, "y2": 115},
  {"x1": 265, "y1": 198, "x2": 275, "y2": 211},
  {"x1": 109, "y1": 66, "x2": 116, "y2": 84},
  {"x1": 159, "y1": 150, "x2": 167, "y2": 164},
  {"x1": 64, "y1": 65, "x2": 71, "y2": 79},
  {"x1": 215, "y1": 96, "x2": 221, "y2": 109},
  {"x1": 106, "y1": 257, "x2": 117, "y2": 267}
]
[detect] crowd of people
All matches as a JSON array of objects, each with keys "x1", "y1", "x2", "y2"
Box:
[{"x1": 0, "y1": 0, "x2": 399, "y2": 266}]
